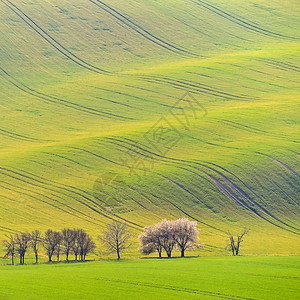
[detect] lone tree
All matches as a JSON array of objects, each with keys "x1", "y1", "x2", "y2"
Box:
[
  {"x1": 99, "y1": 221, "x2": 131, "y2": 260},
  {"x1": 30, "y1": 230, "x2": 42, "y2": 264},
  {"x1": 2, "y1": 235, "x2": 16, "y2": 265},
  {"x1": 15, "y1": 232, "x2": 31, "y2": 265},
  {"x1": 227, "y1": 229, "x2": 249, "y2": 256},
  {"x1": 139, "y1": 225, "x2": 163, "y2": 258},
  {"x1": 43, "y1": 229, "x2": 62, "y2": 262},
  {"x1": 173, "y1": 218, "x2": 199, "y2": 257}
]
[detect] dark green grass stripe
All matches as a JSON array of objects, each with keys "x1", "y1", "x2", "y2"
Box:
[{"x1": 95, "y1": 277, "x2": 255, "y2": 300}]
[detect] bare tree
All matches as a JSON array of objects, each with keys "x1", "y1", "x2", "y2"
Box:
[
  {"x1": 139, "y1": 225, "x2": 163, "y2": 258},
  {"x1": 80, "y1": 232, "x2": 96, "y2": 261},
  {"x1": 71, "y1": 229, "x2": 80, "y2": 261},
  {"x1": 30, "y1": 230, "x2": 42, "y2": 264},
  {"x1": 55, "y1": 238, "x2": 63, "y2": 262},
  {"x1": 43, "y1": 229, "x2": 62, "y2": 262},
  {"x1": 227, "y1": 229, "x2": 249, "y2": 256},
  {"x1": 15, "y1": 232, "x2": 31, "y2": 265},
  {"x1": 173, "y1": 218, "x2": 199, "y2": 257},
  {"x1": 99, "y1": 221, "x2": 131, "y2": 260},
  {"x1": 2, "y1": 235, "x2": 16, "y2": 265},
  {"x1": 61, "y1": 228, "x2": 75, "y2": 262}
]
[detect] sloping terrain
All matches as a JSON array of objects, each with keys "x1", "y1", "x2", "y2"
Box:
[{"x1": 0, "y1": 0, "x2": 299, "y2": 255}]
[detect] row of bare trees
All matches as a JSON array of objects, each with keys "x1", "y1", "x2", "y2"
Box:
[
  {"x1": 139, "y1": 219, "x2": 200, "y2": 258},
  {"x1": 3, "y1": 228, "x2": 95, "y2": 265},
  {"x1": 2, "y1": 220, "x2": 248, "y2": 264}
]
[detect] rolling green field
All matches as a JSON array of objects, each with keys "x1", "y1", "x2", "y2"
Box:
[
  {"x1": 0, "y1": 0, "x2": 299, "y2": 257},
  {"x1": 0, "y1": 257, "x2": 299, "y2": 299}
]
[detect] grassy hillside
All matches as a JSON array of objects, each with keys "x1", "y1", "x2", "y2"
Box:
[{"x1": 0, "y1": 0, "x2": 299, "y2": 255}]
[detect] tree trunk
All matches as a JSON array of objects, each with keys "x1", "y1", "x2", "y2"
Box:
[
  {"x1": 181, "y1": 248, "x2": 185, "y2": 257},
  {"x1": 66, "y1": 251, "x2": 69, "y2": 262},
  {"x1": 158, "y1": 249, "x2": 161, "y2": 258},
  {"x1": 75, "y1": 253, "x2": 77, "y2": 261},
  {"x1": 117, "y1": 250, "x2": 120, "y2": 260},
  {"x1": 35, "y1": 254, "x2": 38, "y2": 264},
  {"x1": 11, "y1": 254, "x2": 14, "y2": 265},
  {"x1": 20, "y1": 255, "x2": 23, "y2": 265}
]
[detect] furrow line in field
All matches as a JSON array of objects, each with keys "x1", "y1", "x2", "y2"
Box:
[
  {"x1": 125, "y1": 84, "x2": 177, "y2": 100},
  {"x1": 162, "y1": 176, "x2": 226, "y2": 233},
  {"x1": 193, "y1": 0, "x2": 297, "y2": 40},
  {"x1": 86, "y1": 85, "x2": 173, "y2": 108},
  {"x1": 256, "y1": 152, "x2": 299, "y2": 178},
  {"x1": 68, "y1": 147, "x2": 121, "y2": 166},
  {"x1": 2, "y1": 0, "x2": 109, "y2": 74},
  {"x1": 43, "y1": 152, "x2": 91, "y2": 169},
  {"x1": 0, "y1": 67, "x2": 131, "y2": 120},
  {"x1": 150, "y1": 75, "x2": 253, "y2": 99},
  {"x1": 0, "y1": 128, "x2": 50, "y2": 143},
  {"x1": 139, "y1": 75, "x2": 251, "y2": 100},
  {"x1": 89, "y1": 0, "x2": 196, "y2": 57},
  {"x1": 258, "y1": 59, "x2": 300, "y2": 73},
  {"x1": 96, "y1": 96, "x2": 135, "y2": 108},
  {"x1": 216, "y1": 119, "x2": 296, "y2": 142},
  {"x1": 0, "y1": 222, "x2": 20, "y2": 234}
]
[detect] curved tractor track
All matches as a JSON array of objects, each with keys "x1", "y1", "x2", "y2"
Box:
[
  {"x1": 193, "y1": 0, "x2": 298, "y2": 40},
  {"x1": 0, "y1": 66, "x2": 132, "y2": 121},
  {"x1": 88, "y1": 0, "x2": 197, "y2": 57},
  {"x1": 102, "y1": 137, "x2": 299, "y2": 235},
  {"x1": 0, "y1": 166, "x2": 143, "y2": 230},
  {"x1": 1, "y1": 0, "x2": 109, "y2": 75}
]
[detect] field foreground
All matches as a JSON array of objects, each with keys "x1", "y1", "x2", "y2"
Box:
[{"x1": 0, "y1": 256, "x2": 299, "y2": 299}]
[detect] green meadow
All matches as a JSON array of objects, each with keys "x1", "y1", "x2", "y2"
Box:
[{"x1": 0, "y1": 257, "x2": 299, "y2": 299}]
